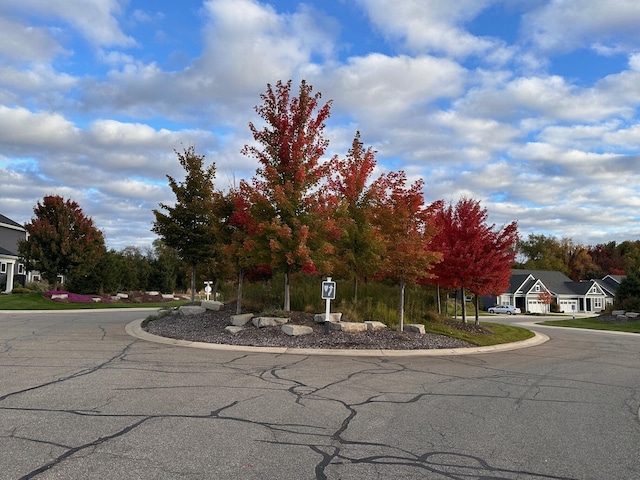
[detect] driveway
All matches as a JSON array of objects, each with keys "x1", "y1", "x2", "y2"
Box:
[{"x1": 1, "y1": 309, "x2": 639, "y2": 479}]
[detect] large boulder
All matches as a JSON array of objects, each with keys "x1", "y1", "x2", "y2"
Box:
[
  {"x1": 179, "y1": 305, "x2": 206, "y2": 316},
  {"x1": 404, "y1": 324, "x2": 425, "y2": 334},
  {"x1": 331, "y1": 322, "x2": 367, "y2": 333},
  {"x1": 281, "y1": 325, "x2": 313, "y2": 336},
  {"x1": 314, "y1": 312, "x2": 343, "y2": 323},
  {"x1": 201, "y1": 300, "x2": 224, "y2": 311},
  {"x1": 365, "y1": 321, "x2": 387, "y2": 331},
  {"x1": 231, "y1": 313, "x2": 254, "y2": 326},
  {"x1": 252, "y1": 316, "x2": 289, "y2": 328}
]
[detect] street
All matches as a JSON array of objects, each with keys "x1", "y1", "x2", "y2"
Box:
[{"x1": 1, "y1": 309, "x2": 639, "y2": 479}]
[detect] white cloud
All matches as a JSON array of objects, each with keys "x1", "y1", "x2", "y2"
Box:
[
  {"x1": 357, "y1": 0, "x2": 499, "y2": 59},
  {"x1": 0, "y1": 0, "x2": 135, "y2": 48},
  {"x1": 522, "y1": 0, "x2": 640, "y2": 54}
]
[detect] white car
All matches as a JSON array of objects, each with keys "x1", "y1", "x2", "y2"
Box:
[{"x1": 488, "y1": 305, "x2": 521, "y2": 315}]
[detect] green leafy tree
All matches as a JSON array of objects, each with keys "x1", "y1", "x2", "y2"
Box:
[
  {"x1": 241, "y1": 79, "x2": 333, "y2": 311},
  {"x1": 18, "y1": 195, "x2": 105, "y2": 289},
  {"x1": 152, "y1": 146, "x2": 223, "y2": 301},
  {"x1": 615, "y1": 266, "x2": 640, "y2": 310}
]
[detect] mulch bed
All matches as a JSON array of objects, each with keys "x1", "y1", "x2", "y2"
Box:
[{"x1": 143, "y1": 302, "x2": 480, "y2": 350}]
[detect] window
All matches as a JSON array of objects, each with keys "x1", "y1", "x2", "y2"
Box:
[
  {"x1": 17, "y1": 264, "x2": 24, "y2": 275},
  {"x1": 594, "y1": 298, "x2": 603, "y2": 309},
  {"x1": 0, "y1": 263, "x2": 5, "y2": 274},
  {"x1": 534, "y1": 285, "x2": 540, "y2": 292}
]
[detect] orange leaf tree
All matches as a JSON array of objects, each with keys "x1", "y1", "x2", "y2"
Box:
[
  {"x1": 241, "y1": 80, "x2": 333, "y2": 311},
  {"x1": 327, "y1": 131, "x2": 385, "y2": 305},
  {"x1": 370, "y1": 172, "x2": 441, "y2": 331}
]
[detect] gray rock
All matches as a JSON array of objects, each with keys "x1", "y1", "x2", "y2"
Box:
[
  {"x1": 225, "y1": 326, "x2": 244, "y2": 334},
  {"x1": 404, "y1": 324, "x2": 426, "y2": 334},
  {"x1": 625, "y1": 312, "x2": 639, "y2": 318},
  {"x1": 314, "y1": 312, "x2": 343, "y2": 323},
  {"x1": 612, "y1": 310, "x2": 625, "y2": 316},
  {"x1": 201, "y1": 300, "x2": 224, "y2": 311},
  {"x1": 252, "y1": 316, "x2": 289, "y2": 328},
  {"x1": 365, "y1": 321, "x2": 387, "y2": 331},
  {"x1": 179, "y1": 305, "x2": 206, "y2": 316},
  {"x1": 231, "y1": 313, "x2": 254, "y2": 326},
  {"x1": 281, "y1": 325, "x2": 313, "y2": 336},
  {"x1": 331, "y1": 322, "x2": 367, "y2": 333}
]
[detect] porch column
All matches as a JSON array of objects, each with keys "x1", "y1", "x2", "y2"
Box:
[{"x1": 4, "y1": 260, "x2": 15, "y2": 293}]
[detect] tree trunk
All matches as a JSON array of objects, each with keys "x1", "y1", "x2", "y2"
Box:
[
  {"x1": 436, "y1": 283, "x2": 441, "y2": 314},
  {"x1": 399, "y1": 280, "x2": 405, "y2": 332},
  {"x1": 283, "y1": 271, "x2": 291, "y2": 311},
  {"x1": 236, "y1": 268, "x2": 244, "y2": 315},
  {"x1": 190, "y1": 266, "x2": 196, "y2": 302},
  {"x1": 461, "y1": 286, "x2": 467, "y2": 324},
  {"x1": 474, "y1": 294, "x2": 480, "y2": 325},
  {"x1": 353, "y1": 276, "x2": 359, "y2": 306}
]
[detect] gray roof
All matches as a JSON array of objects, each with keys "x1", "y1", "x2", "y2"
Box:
[
  {"x1": 0, "y1": 213, "x2": 23, "y2": 229},
  {"x1": 510, "y1": 269, "x2": 576, "y2": 295}
]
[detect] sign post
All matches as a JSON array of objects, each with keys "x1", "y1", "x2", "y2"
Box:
[
  {"x1": 204, "y1": 281, "x2": 213, "y2": 301},
  {"x1": 321, "y1": 277, "x2": 336, "y2": 335}
]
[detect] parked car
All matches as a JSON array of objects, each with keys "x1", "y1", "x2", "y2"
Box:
[{"x1": 488, "y1": 305, "x2": 521, "y2": 315}]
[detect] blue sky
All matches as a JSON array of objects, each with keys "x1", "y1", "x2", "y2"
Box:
[{"x1": 2, "y1": 0, "x2": 640, "y2": 249}]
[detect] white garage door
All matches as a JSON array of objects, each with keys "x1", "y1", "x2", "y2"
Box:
[
  {"x1": 527, "y1": 300, "x2": 544, "y2": 313},
  {"x1": 558, "y1": 300, "x2": 577, "y2": 313}
]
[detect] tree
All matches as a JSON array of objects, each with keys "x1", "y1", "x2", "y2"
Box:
[
  {"x1": 538, "y1": 290, "x2": 554, "y2": 315},
  {"x1": 152, "y1": 146, "x2": 223, "y2": 301},
  {"x1": 429, "y1": 198, "x2": 518, "y2": 325},
  {"x1": 241, "y1": 79, "x2": 333, "y2": 311},
  {"x1": 327, "y1": 132, "x2": 384, "y2": 305},
  {"x1": 18, "y1": 195, "x2": 105, "y2": 289},
  {"x1": 615, "y1": 266, "x2": 640, "y2": 311},
  {"x1": 370, "y1": 172, "x2": 441, "y2": 331}
]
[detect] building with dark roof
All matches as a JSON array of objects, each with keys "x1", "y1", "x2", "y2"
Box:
[
  {"x1": 493, "y1": 269, "x2": 623, "y2": 314},
  {"x1": 0, "y1": 214, "x2": 28, "y2": 292}
]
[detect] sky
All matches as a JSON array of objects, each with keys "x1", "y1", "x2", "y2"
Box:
[{"x1": 2, "y1": 0, "x2": 640, "y2": 250}]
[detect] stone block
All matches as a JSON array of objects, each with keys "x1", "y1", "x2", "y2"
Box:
[
  {"x1": 314, "y1": 312, "x2": 343, "y2": 323},
  {"x1": 404, "y1": 324, "x2": 426, "y2": 334},
  {"x1": 179, "y1": 305, "x2": 206, "y2": 316},
  {"x1": 231, "y1": 313, "x2": 254, "y2": 326},
  {"x1": 252, "y1": 316, "x2": 289, "y2": 328},
  {"x1": 162, "y1": 294, "x2": 176, "y2": 299},
  {"x1": 116, "y1": 293, "x2": 129, "y2": 299},
  {"x1": 365, "y1": 321, "x2": 387, "y2": 331},
  {"x1": 331, "y1": 321, "x2": 367, "y2": 333},
  {"x1": 225, "y1": 326, "x2": 244, "y2": 334},
  {"x1": 281, "y1": 325, "x2": 313, "y2": 336},
  {"x1": 146, "y1": 291, "x2": 160, "y2": 296},
  {"x1": 625, "y1": 312, "x2": 639, "y2": 318},
  {"x1": 612, "y1": 310, "x2": 625, "y2": 316},
  {"x1": 201, "y1": 300, "x2": 224, "y2": 311},
  {"x1": 51, "y1": 294, "x2": 68, "y2": 300},
  {"x1": 92, "y1": 297, "x2": 102, "y2": 303}
]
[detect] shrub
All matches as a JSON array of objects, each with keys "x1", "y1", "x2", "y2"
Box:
[{"x1": 11, "y1": 287, "x2": 31, "y2": 294}]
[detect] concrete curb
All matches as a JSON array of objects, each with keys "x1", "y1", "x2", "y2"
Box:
[{"x1": 126, "y1": 318, "x2": 550, "y2": 357}]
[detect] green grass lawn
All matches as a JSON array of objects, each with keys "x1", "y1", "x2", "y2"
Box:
[
  {"x1": 0, "y1": 292, "x2": 188, "y2": 310},
  {"x1": 424, "y1": 320, "x2": 535, "y2": 346},
  {"x1": 538, "y1": 317, "x2": 640, "y2": 333}
]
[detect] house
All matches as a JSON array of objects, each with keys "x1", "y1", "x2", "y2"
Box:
[
  {"x1": 492, "y1": 269, "x2": 624, "y2": 314},
  {"x1": 0, "y1": 213, "x2": 28, "y2": 293}
]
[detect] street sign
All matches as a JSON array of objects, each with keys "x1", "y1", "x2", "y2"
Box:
[{"x1": 322, "y1": 280, "x2": 336, "y2": 300}]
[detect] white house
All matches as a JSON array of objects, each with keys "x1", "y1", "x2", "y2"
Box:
[
  {"x1": 492, "y1": 269, "x2": 623, "y2": 314},
  {"x1": 0, "y1": 214, "x2": 28, "y2": 293}
]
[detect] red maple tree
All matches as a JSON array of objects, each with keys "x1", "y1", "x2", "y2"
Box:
[
  {"x1": 241, "y1": 79, "x2": 333, "y2": 311},
  {"x1": 428, "y1": 198, "x2": 518, "y2": 325}
]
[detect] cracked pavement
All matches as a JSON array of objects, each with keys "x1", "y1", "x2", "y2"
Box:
[{"x1": 1, "y1": 309, "x2": 639, "y2": 479}]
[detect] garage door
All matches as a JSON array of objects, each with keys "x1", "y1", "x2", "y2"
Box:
[
  {"x1": 558, "y1": 300, "x2": 577, "y2": 313},
  {"x1": 527, "y1": 300, "x2": 544, "y2": 313}
]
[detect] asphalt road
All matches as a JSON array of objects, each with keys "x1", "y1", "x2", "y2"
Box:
[{"x1": 1, "y1": 309, "x2": 639, "y2": 479}]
